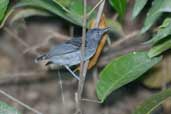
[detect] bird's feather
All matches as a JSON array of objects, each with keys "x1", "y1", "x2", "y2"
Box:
[
  {"x1": 47, "y1": 37, "x2": 87, "y2": 57},
  {"x1": 35, "y1": 37, "x2": 88, "y2": 62}
]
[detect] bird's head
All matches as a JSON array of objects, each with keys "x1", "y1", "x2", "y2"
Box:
[{"x1": 86, "y1": 27, "x2": 111, "y2": 41}]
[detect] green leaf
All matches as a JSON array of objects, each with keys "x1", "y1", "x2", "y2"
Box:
[
  {"x1": 52, "y1": 0, "x2": 94, "y2": 23},
  {"x1": 141, "y1": 0, "x2": 162, "y2": 33},
  {"x1": 109, "y1": 0, "x2": 127, "y2": 17},
  {"x1": 0, "y1": 0, "x2": 9, "y2": 22},
  {"x1": 15, "y1": 0, "x2": 82, "y2": 26},
  {"x1": 132, "y1": 0, "x2": 148, "y2": 20},
  {"x1": 0, "y1": 8, "x2": 14, "y2": 29},
  {"x1": 159, "y1": 0, "x2": 171, "y2": 12},
  {"x1": 141, "y1": 0, "x2": 171, "y2": 33},
  {"x1": 10, "y1": 8, "x2": 52, "y2": 24},
  {"x1": 0, "y1": 101, "x2": 21, "y2": 114},
  {"x1": 53, "y1": 0, "x2": 71, "y2": 7},
  {"x1": 133, "y1": 89, "x2": 171, "y2": 114},
  {"x1": 146, "y1": 18, "x2": 171, "y2": 44},
  {"x1": 96, "y1": 51, "x2": 161, "y2": 102},
  {"x1": 148, "y1": 38, "x2": 171, "y2": 58},
  {"x1": 53, "y1": 0, "x2": 83, "y2": 16}
]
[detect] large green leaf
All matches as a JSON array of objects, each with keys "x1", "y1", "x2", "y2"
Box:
[
  {"x1": 146, "y1": 18, "x2": 171, "y2": 45},
  {"x1": 132, "y1": 0, "x2": 148, "y2": 20},
  {"x1": 133, "y1": 89, "x2": 171, "y2": 114},
  {"x1": 10, "y1": 8, "x2": 52, "y2": 24},
  {"x1": 96, "y1": 51, "x2": 161, "y2": 102},
  {"x1": 109, "y1": 0, "x2": 127, "y2": 17},
  {"x1": 141, "y1": 0, "x2": 171, "y2": 33},
  {"x1": 15, "y1": 0, "x2": 82, "y2": 26},
  {"x1": 52, "y1": 0, "x2": 94, "y2": 23},
  {"x1": 0, "y1": 0, "x2": 9, "y2": 22},
  {"x1": 53, "y1": 0, "x2": 83, "y2": 16},
  {"x1": 148, "y1": 38, "x2": 171, "y2": 58},
  {"x1": 0, "y1": 101, "x2": 21, "y2": 114}
]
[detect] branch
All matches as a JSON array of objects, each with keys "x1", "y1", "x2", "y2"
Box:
[
  {"x1": 0, "y1": 89, "x2": 43, "y2": 114},
  {"x1": 76, "y1": 0, "x2": 87, "y2": 113}
]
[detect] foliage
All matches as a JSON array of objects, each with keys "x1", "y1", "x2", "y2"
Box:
[
  {"x1": 133, "y1": 89, "x2": 171, "y2": 114},
  {"x1": 0, "y1": 0, "x2": 9, "y2": 22},
  {"x1": 132, "y1": 0, "x2": 171, "y2": 33},
  {"x1": 109, "y1": 0, "x2": 127, "y2": 17},
  {"x1": 132, "y1": 0, "x2": 148, "y2": 20},
  {"x1": 147, "y1": 18, "x2": 171, "y2": 45},
  {"x1": 148, "y1": 38, "x2": 171, "y2": 58},
  {"x1": 15, "y1": 0, "x2": 83, "y2": 26},
  {"x1": 96, "y1": 51, "x2": 161, "y2": 102},
  {"x1": 0, "y1": 101, "x2": 21, "y2": 114}
]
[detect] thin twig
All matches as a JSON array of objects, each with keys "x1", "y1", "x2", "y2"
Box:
[
  {"x1": 77, "y1": 0, "x2": 106, "y2": 105},
  {"x1": 81, "y1": 98, "x2": 101, "y2": 103},
  {"x1": 110, "y1": 30, "x2": 140, "y2": 48},
  {"x1": 95, "y1": 0, "x2": 105, "y2": 27},
  {"x1": 57, "y1": 71, "x2": 66, "y2": 114},
  {"x1": 58, "y1": 71, "x2": 65, "y2": 104},
  {"x1": 23, "y1": 31, "x2": 70, "y2": 54},
  {"x1": 77, "y1": 0, "x2": 87, "y2": 113},
  {"x1": 76, "y1": 0, "x2": 106, "y2": 110},
  {"x1": 104, "y1": 30, "x2": 140, "y2": 52},
  {"x1": 4, "y1": 27, "x2": 39, "y2": 56},
  {"x1": 87, "y1": 0, "x2": 104, "y2": 17},
  {"x1": 4, "y1": 27, "x2": 30, "y2": 48},
  {"x1": 0, "y1": 71, "x2": 45, "y2": 79},
  {"x1": 46, "y1": 31, "x2": 71, "y2": 40},
  {"x1": 0, "y1": 71, "x2": 46, "y2": 85},
  {"x1": 0, "y1": 89, "x2": 43, "y2": 114}
]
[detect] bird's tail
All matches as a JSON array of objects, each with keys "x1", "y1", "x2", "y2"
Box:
[{"x1": 35, "y1": 54, "x2": 48, "y2": 63}]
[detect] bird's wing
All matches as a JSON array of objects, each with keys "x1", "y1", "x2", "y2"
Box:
[
  {"x1": 47, "y1": 37, "x2": 85, "y2": 57},
  {"x1": 35, "y1": 37, "x2": 88, "y2": 62}
]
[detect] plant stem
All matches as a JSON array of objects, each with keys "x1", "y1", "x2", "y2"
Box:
[{"x1": 76, "y1": 0, "x2": 87, "y2": 113}]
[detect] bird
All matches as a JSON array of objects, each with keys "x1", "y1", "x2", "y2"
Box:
[{"x1": 35, "y1": 27, "x2": 110, "y2": 80}]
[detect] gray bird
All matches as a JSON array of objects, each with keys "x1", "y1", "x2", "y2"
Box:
[{"x1": 35, "y1": 27, "x2": 110, "y2": 80}]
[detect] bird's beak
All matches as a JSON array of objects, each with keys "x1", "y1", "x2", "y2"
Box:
[{"x1": 102, "y1": 27, "x2": 111, "y2": 33}]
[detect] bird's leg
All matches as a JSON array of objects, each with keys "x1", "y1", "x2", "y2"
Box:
[{"x1": 64, "y1": 65, "x2": 80, "y2": 80}]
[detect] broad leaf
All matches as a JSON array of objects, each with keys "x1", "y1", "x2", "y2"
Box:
[
  {"x1": 0, "y1": 0, "x2": 9, "y2": 22},
  {"x1": 0, "y1": 101, "x2": 21, "y2": 114},
  {"x1": 141, "y1": 0, "x2": 171, "y2": 33},
  {"x1": 52, "y1": 0, "x2": 94, "y2": 24},
  {"x1": 10, "y1": 8, "x2": 52, "y2": 24},
  {"x1": 109, "y1": 0, "x2": 127, "y2": 17},
  {"x1": 132, "y1": 0, "x2": 148, "y2": 20},
  {"x1": 15, "y1": 0, "x2": 82, "y2": 26},
  {"x1": 96, "y1": 51, "x2": 161, "y2": 102},
  {"x1": 141, "y1": 0, "x2": 162, "y2": 33},
  {"x1": 0, "y1": 8, "x2": 14, "y2": 29},
  {"x1": 53, "y1": 0, "x2": 83, "y2": 16},
  {"x1": 146, "y1": 18, "x2": 171, "y2": 44},
  {"x1": 148, "y1": 38, "x2": 171, "y2": 58},
  {"x1": 133, "y1": 89, "x2": 171, "y2": 114}
]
